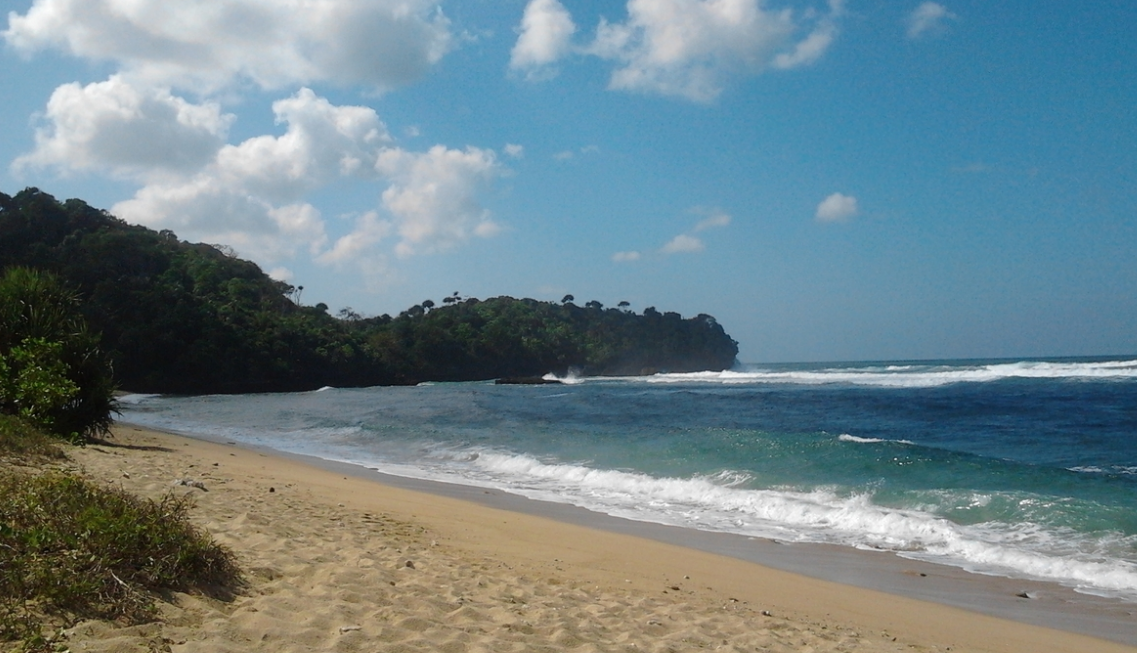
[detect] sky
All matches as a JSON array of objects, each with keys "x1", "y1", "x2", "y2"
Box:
[{"x1": 1, "y1": 0, "x2": 1134, "y2": 363}]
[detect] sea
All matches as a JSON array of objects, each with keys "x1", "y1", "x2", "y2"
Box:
[{"x1": 119, "y1": 356, "x2": 1137, "y2": 604}]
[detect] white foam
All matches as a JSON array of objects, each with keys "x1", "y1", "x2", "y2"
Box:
[
  {"x1": 645, "y1": 359, "x2": 1137, "y2": 388},
  {"x1": 116, "y1": 393, "x2": 161, "y2": 405},
  {"x1": 450, "y1": 451, "x2": 1137, "y2": 599},
  {"x1": 1068, "y1": 465, "x2": 1137, "y2": 476},
  {"x1": 837, "y1": 434, "x2": 914, "y2": 445},
  {"x1": 543, "y1": 370, "x2": 585, "y2": 384}
]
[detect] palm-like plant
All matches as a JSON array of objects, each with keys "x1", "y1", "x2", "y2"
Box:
[{"x1": 0, "y1": 268, "x2": 116, "y2": 441}]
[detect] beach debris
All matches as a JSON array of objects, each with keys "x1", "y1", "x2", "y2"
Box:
[
  {"x1": 173, "y1": 478, "x2": 207, "y2": 491},
  {"x1": 269, "y1": 487, "x2": 275, "y2": 493},
  {"x1": 761, "y1": 610, "x2": 772, "y2": 617},
  {"x1": 339, "y1": 625, "x2": 362, "y2": 633},
  {"x1": 1016, "y1": 591, "x2": 1037, "y2": 599},
  {"x1": 405, "y1": 560, "x2": 416, "y2": 569}
]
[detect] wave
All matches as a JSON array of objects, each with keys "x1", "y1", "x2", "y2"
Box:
[
  {"x1": 542, "y1": 370, "x2": 586, "y2": 385},
  {"x1": 837, "y1": 434, "x2": 915, "y2": 445},
  {"x1": 1068, "y1": 466, "x2": 1137, "y2": 476},
  {"x1": 456, "y1": 451, "x2": 1137, "y2": 599},
  {"x1": 116, "y1": 393, "x2": 162, "y2": 405},
  {"x1": 643, "y1": 359, "x2": 1137, "y2": 388}
]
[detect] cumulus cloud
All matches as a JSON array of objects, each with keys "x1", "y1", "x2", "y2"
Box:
[
  {"x1": 90, "y1": 88, "x2": 504, "y2": 267},
  {"x1": 815, "y1": 192, "x2": 858, "y2": 222},
  {"x1": 660, "y1": 233, "x2": 705, "y2": 254},
  {"x1": 612, "y1": 250, "x2": 641, "y2": 262},
  {"x1": 583, "y1": 0, "x2": 844, "y2": 102},
  {"x1": 114, "y1": 183, "x2": 329, "y2": 262},
  {"x1": 4, "y1": 1, "x2": 505, "y2": 287},
  {"x1": 318, "y1": 211, "x2": 393, "y2": 266},
  {"x1": 906, "y1": 2, "x2": 955, "y2": 39},
  {"x1": 13, "y1": 75, "x2": 231, "y2": 178},
  {"x1": 4, "y1": 0, "x2": 453, "y2": 92},
  {"x1": 375, "y1": 145, "x2": 503, "y2": 257},
  {"x1": 510, "y1": 0, "x2": 576, "y2": 80},
  {"x1": 213, "y1": 89, "x2": 391, "y2": 200}
]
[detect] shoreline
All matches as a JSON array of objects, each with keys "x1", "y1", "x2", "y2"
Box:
[{"x1": 62, "y1": 423, "x2": 1136, "y2": 652}]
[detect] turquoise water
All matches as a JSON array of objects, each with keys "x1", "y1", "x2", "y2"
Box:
[{"x1": 120, "y1": 357, "x2": 1137, "y2": 600}]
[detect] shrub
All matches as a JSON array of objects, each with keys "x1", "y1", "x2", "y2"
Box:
[
  {"x1": 0, "y1": 467, "x2": 240, "y2": 645},
  {"x1": 0, "y1": 267, "x2": 116, "y2": 441}
]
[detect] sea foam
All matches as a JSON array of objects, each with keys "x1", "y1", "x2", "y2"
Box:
[{"x1": 643, "y1": 359, "x2": 1137, "y2": 388}]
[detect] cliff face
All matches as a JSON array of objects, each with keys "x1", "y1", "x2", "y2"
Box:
[{"x1": 1, "y1": 188, "x2": 738, "y2": 393}]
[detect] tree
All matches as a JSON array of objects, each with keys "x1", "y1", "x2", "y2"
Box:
[{"x1": 0, "y1": 268, "x2": 116, "y2": 441}]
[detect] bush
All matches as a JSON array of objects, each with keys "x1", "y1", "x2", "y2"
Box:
[
  {"x1": 0, "y1": 267, "x2": 116, "y2": 441},
  {"x1": 0, "y1": 467, "x2": 240, "y2": 646}
]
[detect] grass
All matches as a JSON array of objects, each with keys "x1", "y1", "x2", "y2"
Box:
[
  {"x1": 0, "y1": 415, "x2": 241, "y2": 650},
  {"x1": 0, "y1": 416, "x2": 65, "y2": 463}
]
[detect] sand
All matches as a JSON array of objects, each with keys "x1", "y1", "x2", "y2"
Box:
[{"x1": 50, "y1": 424, "x2": 1135, "y2": 653}]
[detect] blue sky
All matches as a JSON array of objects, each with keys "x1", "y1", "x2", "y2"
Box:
[{"x1": 2, "y1": 0, "x2": 1134, "y2": 363}]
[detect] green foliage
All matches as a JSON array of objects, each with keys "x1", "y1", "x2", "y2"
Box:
[
  {"x1": 1, "y1": 187, "x2": 738, "y2": 393},
  {"x1": 2, "y1": 338, "x2": 80, "y2": 428},
  {"x1": 0, "y1": 463, "x2": 240, "y2": 646},
  {"x1": 0, "y1": 267, "x2": 116, "y2": 441}
]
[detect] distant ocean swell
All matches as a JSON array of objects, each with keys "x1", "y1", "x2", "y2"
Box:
[{"x1": 643, "y1": 358, "x2": 1137, "y2": 387}]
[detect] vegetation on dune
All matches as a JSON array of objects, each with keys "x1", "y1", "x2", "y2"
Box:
[
  {"x1": 0, "y1": 188, "x2": 738, "y2": 394},
  {"x1": 0, "y1": 416, "x2": 241, "y2": 650}
]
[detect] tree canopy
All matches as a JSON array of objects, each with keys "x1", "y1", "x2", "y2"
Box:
[{"x1": 0, "y1": 188, "x2": 738, "y2": 394}]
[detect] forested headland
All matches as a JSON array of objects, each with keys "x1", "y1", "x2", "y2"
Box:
[{"x1": 0, "y1": 188, "x2": 738, "y2": 395}]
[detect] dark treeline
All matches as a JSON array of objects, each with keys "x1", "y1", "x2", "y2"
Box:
[{"x1": 0, "y1": 188, "x2": 738, "y2": 393}]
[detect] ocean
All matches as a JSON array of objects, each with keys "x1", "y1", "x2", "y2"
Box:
[{"x1": 119, "y1": 356, "x2": 1137, "y2": 603}]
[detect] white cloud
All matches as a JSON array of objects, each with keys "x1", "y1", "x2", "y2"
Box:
[
  {"x1": 12, "y1": 75, "x2": 231, "y2": 178},
  {"x1": 772, "y1": 16, "x2": 838, "y2": 69},
  {"x1": 213, "y1": 88, "x2": 391, "y2": 201},
  {"x1": 113, "y1": 182, "x2": 329, "y2": 262},
  {"x1": 318, "y1": 211, "x2": 392, "y2": 265},
  {"x1": 4, "y1": 2, "x2": 505, "y2": 288},
  {"x1": 693, "y1": 210, "x2": 731, "y2": 231},
  {"x1": 375, "y1": 145, "x2": 503, "y2": 257},
  {"x1": 4, "y1": 0, "x2": 453, "y2": 92},
  {"x1": 504, "y1": 143, "x2": 525, "y2": 158},
  {"x1": 612, "y1": 250, "x2": 641, "y2": 262},
  {"x1": 815, "y1": 192, "x2": 858, "y2": 222},
  {"x1": 906, "y1": 2, "x2": 955, "y2": 39},
  {"x1": 510, "y1": 0, "x2": 576, "y2": 80},
  {"x1": 554, "y1": 150, "x2": 575, "y2": 160},
  {"x1": 268, "y1": 267, "x2": 294, "y2": 282},
  {"x1": 585, "y1": 0, "x2": 844, "y2": 102},
  {"x1": 90, "y1": 88, "x2": 503, "y2": 269},
  {"x1": 661, "y1": 233, "x2": 704, "y2": 254}
]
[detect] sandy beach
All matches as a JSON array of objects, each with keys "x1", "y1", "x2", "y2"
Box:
[{"x1": 52, "y1": 423, "x2": 1135, "y2": 653}]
